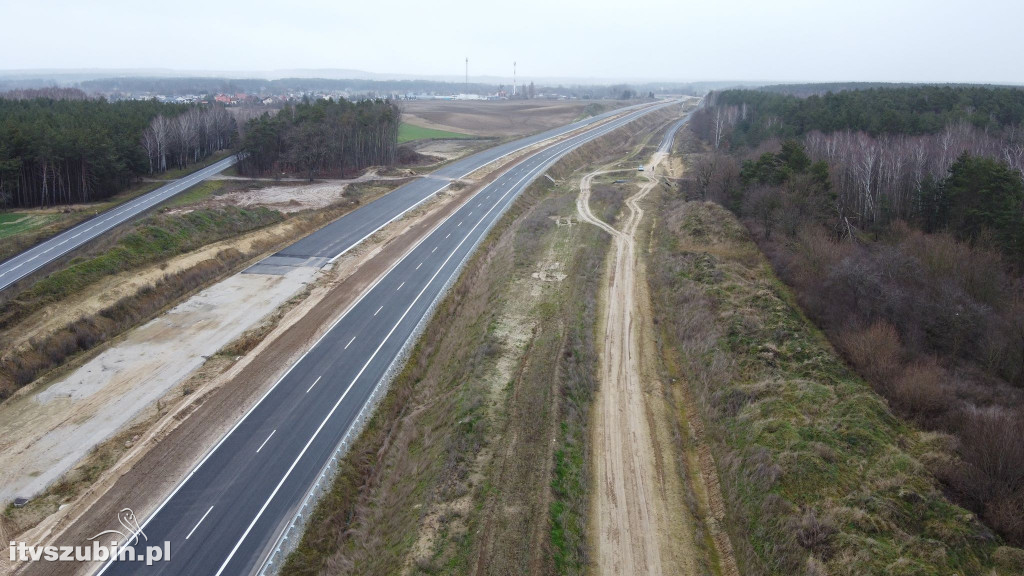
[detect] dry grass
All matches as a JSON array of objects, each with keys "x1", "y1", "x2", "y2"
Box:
[
  {"x1": 280, "y1": 108, "x2": 682, "y2": 576},
  {"x1": 647, "y1": 199, "x2": 1020, "y2": 575}
]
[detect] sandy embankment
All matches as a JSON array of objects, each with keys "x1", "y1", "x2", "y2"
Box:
[{"x1": 0, "y1": 267, "x2": 316, "y2": 503}]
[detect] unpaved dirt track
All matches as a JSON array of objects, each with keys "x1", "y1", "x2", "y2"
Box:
[{"x1": 578, "y1": 146, "x2": 687, "y2": 575}]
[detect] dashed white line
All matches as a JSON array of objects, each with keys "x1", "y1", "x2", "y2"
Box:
[
  {"x1": 432, "y1": 246, "x2": 437, "y2": 253},
  {"x1": 345, "y1": 336, "x2": 355, "y2": 349},
  {"x1": 445, "y1": 233, "x2": 451, "y2": 239},
  {"x1": 374, "y1": 305, "x2": 383, "y2": 316},
  {"x1": 397, "y1": 281, "x2": 405, "y2": 290},
  {"x1": 256, "y1": 430, "x2": 276, "y2": 453},
  {"x1": 416, "y1": 262, "x2": 422, "y2": 270},
  {"x1": 457, "y1": 221, "x2": 462, "y2": 227},
  {"x1": 306, "y1": 376, "x2": 322, "y2": 393},
  {"x1": 185, "y1": 506, "x2": 214, "y2": 540}
]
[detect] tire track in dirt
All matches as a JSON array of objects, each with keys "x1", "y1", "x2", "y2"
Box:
[
  {"x1": 578, "y1": 139, "x2": 737, "y2": 575},
  {"x1": 577, "y1": 155, "x2": 670, "y2": 575}
]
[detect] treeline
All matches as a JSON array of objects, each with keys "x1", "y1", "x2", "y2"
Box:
[
  {"x1": 140, "y1": 106, "x2": 235, "y2": 174},
  {"x1": 684, "y1": 85, "x2": 1024, "y2": 546},
  {"x1": 238, "y1": 98, "x2": 400, "y2": 179},
  {"x1": 697, "y1": 85, "x2": 1024, "y2": 145},
  {"x1": 0, "y1": 98, "x2": 234, "y2": 208}
]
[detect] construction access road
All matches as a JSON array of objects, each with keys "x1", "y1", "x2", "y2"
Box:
[{"x1": 91, "y1": 99, "x2": 682, "y2": 576}]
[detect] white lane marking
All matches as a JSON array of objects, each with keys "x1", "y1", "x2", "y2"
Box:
[
  {"x1": 256, "y1": 430, "x2": 276, "y2": 453},
  {"x1": 477, "y1": 202, "x2": 482, "y2": 207},
  {"x1": 306, "y1": 376, "x2": 322, "y2": 393},
  {"x1": 42, "y1": 247, "x2": 52, "y2": 254},
  {"x1": 374, "y1": 305, "x2": 383, "y2": 316},
  {"x1": 186, "y1": 506, "x2": 214, "y2": 540},
  {"x1": 345, "y1": 336, "x2": 355, "y2": 349},
  {"x1": 445, "y1": 233, "x2": 450, "y2": 239},
  {"x1": 98, "y1": 108, "x2": 670, "y2": 576},
  {"x1": 397, "y1": 282, "x2": 405, "y2": 290},
  {"x1": 457, "y1": 221, "x2": 462, "y2": 227},
  {"x1": 432, "y1": 246, "x2": 437, "y2": 253},
  {"x1": 71, "y1": 233, "x2": 81, "y2": 238},
  {"x1": 416, "y1": 262, "x2": 422, "y2": 270}
]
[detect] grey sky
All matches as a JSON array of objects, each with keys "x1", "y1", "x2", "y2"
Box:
[{"x1": 2, "y1": 0, "x2": 1021, "y2": 84}]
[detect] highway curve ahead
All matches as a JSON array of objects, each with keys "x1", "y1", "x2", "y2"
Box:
[
  {"x1": 0, "y1": 156, "x2": 238, "y2": 294},
  {"x1": 94, "y1": 99, "x2": 684, "y2": 576}
]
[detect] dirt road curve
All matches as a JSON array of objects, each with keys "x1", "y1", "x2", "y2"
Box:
[{"x1": 577, "y1": 149, "x2": 682, "y2": 575}]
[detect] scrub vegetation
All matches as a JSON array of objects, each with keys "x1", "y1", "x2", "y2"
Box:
[{"x1": 647, "y1": 198, "x2": 1022, "y2": 575}]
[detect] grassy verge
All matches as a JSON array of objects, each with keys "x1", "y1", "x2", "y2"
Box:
[
  {"x1": 0, "y1": 206, "x2": 284, "y2": 399},
  {"x1": 280, "y1": 107, "x2": 682, "y2": 575},
  {"x1": 647, "y1": 199, "x2": 1022, "y2": 575},
  {"x1": 0, "y1": 213, "x2": 62, "y2": 240},
  {"x1": 398, "y1": 123, "x2": 474, "y2": 143},
  {"x1": 0, "y1": 151, "x2": 235, "y2": 263}
]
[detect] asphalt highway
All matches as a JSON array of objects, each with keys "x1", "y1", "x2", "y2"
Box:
[
  {"x1": 0, "y1": 156, "x2": 238, "y2": 293},
  {"x1": 96, "y1": 98, "x2": 684, "y2": 576}
]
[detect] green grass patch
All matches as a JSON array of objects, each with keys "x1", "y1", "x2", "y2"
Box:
[
  {"x1": 161, "y1": 180, "x2": 227, "y2": 208},
  {"x1": 0, "y1": 213, "x2": 61, "y2": 240},
  {"x1": 0, "y1": 206, "x2": 283, "y2": 331},
  {"x1": 648, "y1": 200, "x2": 1017, "y2": 575},
  {"x1": 398, "y1": 123, "x2": 473, "y2": 143}
]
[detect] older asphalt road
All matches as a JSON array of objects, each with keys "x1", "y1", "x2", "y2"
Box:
[
  {"x1": 96, "y1": 99, "x2": 684, "y2": 576},
  {"x1": 0, "y1": 156, "x2": 239, "y2": 293},
  {"x1": 0, "y1": 100, "x2": 653, "y2": 293}
]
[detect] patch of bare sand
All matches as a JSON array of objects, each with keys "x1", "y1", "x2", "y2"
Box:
[
  {"x1": 0, "y1": 266, "x2": 317, "y2": 504},
  {"x1": 181, "y1": 172, "x2": 411, "y2": 215},
  {"x1": 9, "y1": 165, "x2": 505, "y2": 576},
  {"x1": 0, "y1": 220, "x2": 308, "y2": 353},
  {"x1": 579, "y1": 151, "x2": 701, "y2": 575}
]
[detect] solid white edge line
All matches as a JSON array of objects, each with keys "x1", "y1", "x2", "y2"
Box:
[
  {"x1": 212, "y1": 130, "x2": 566, "y2": 576},
  {"x1": 93, "y1": 102, "x2": 683, "y2": 575},
  {"x1": 0, "y1": 156, "x2": 238, "y2": 296},
  {"x1": 185, "y1": 506, "x2": 215, "y2": 540}
]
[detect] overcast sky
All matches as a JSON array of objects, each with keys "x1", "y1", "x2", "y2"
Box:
[{"x1": 2, "y1": 0, "x2": 1021, "y2": 84}]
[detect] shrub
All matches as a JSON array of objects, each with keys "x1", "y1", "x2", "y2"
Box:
[{"x1": 838, "y1": 321, "x2": 903, "y2": 385}]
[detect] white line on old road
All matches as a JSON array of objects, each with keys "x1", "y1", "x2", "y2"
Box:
[
  {"x1": 256, "y1": 430, "x2": 276, "y2": 453},
  {"x1": 186, "y1": 506, "x2": 215, "y2": 540},
  {"x1": 445, "y1": 233, "x2": 451, "y2": 239},
  {"x1": 397, "y1": 282, "x2": 405, "y2": 291},
  {"x1": 416, "y1": 262, "x2": 422, "y2": 270},
  {"x1": 432, "y1": 246, "x2": 437, "y2": 253},
  {"x1": 345, "y1": 336, "x2": 355, "y2": 349},
  {"x1": 374, "y1": 305, "x2": 383, "y2": 316},
  {"x1": 306, "y1": 376, "x2": 322, "y2": 393}
]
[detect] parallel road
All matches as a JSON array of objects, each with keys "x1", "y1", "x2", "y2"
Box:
[
  {"x1": 97, "y1": 99, "x2": 683, "y2": 576},
  {"x1": 258, "y1": 100, "x2": 660, "y2": 271},
  {"x1": 0, "y1": 101, "x2": 652, "y2": 291},
  {"x1": 0, "y1": 156, "x2": 239, "y2": 293}
]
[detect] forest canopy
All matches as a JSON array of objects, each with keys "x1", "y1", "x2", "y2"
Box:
[
  {"x1": 710, "y1": 85, "x2": 1024, "y2": 146},
  {"x1": 237, "y1": 98, "x2": 400, "y2": 179},
  {"x1": 0, "y1": 97, "x2": 234, "y2": 208}
]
